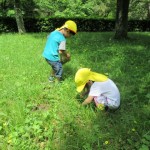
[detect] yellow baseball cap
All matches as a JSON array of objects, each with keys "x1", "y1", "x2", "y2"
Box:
[
  {"x1": 75, "y1": 68, "x2": 108, "y2": 92},
  {"x1": 58, "y1": 20, "x2": 77, "y2": 35}
]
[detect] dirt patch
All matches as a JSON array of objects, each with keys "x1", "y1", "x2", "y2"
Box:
[{"x1": 32, "y1": 103, "x2": 50, "y2": 111}]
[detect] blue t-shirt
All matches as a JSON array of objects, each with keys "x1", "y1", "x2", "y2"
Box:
[{"x1": 42, "y1": 30, "x2": 66, "y2": 61}]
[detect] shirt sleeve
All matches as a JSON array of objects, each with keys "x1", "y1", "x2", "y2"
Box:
[
  {"x1": 89, "y1": 83, "x2": 101, "y2": 97},
  {"x1": 59, "y1": 41, "x2": 66, "y2": 50}
]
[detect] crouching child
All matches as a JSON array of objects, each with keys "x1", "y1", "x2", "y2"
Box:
[{"x1": 75, "y1": 68, "x2": 120, "y2": 111}]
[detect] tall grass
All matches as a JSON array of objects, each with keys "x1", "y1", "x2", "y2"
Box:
[{"x1": 0, "y1": 32, "x2": 150, "y2": 150}]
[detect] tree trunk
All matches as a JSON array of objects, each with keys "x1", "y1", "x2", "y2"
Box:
[
  {"x1": 14, "y1": 0, "x2": 26, "y2": 34},
  {"x1": 114, "y1": 0, "x2": 130, "y2": 39},
  {"x1": 147, "y1": 2, "x2": 150, "y2": 19}
]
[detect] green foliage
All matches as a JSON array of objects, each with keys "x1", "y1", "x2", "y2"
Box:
[
  {"x1": 7, "y1": 9, "x2": 15, "y2": 17},
  {"x1": 139, "y1": 133, "x2": 150, "y2": 150},
  {"x1": 0, "y1": 17, "x2": 17, "y2": 32},
  {"x1": 0, "y1": 0, "x2": 149, "y2": 19},
  {"x1": 35, "y1": 18, "x2": 116, "y2": 32},
  {"x1": 0, "y1": 32, "x2": 150, "y2": 149},
  {"x1": 129, "y1": 0, "x2": 150, "y2": 20},
  {"x1": 0, "y1": 17, "x2": 150, "y2": 33},
  {"x1": 34, "y1": 0, "x2": 116, "y2": 18}
]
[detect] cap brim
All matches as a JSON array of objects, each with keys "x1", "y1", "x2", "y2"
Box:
[{"x1": 76, "y1": 83, "x2": 86, "y2": 92}]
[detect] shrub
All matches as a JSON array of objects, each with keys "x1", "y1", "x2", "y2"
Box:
[{"x1": 0, "y1": 17, "x2": 149, "y2": 33}]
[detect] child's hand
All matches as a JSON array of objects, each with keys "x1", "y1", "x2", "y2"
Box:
[
  {"x1": 66, "y1": 53, "x2": 70, "y2": 58},
  {"x1": 60, "y1": 53, "x2": 70, "y2": 64}
]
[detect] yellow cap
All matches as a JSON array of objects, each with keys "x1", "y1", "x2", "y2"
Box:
[
  {"x1": 75, "y1": 68, "x2": 108, "y2": 92},
  {"x1": 58, "y1": 20, "x2": 77, "y2": 34}
]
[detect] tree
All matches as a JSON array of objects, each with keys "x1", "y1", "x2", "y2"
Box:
[
  {"x1": 129, "y1": 0, "x2": 150, "y2": 20},
  {"x1": 14, "y1": 0, "x2": 26, "y2": 33},
  {"x1": 114, "y1": 0, "x2": 130, "y2": 39},
  {"x1": 148, "y1": 2, "x2": 150, "y2": 19},
  {"x1": 91, "y1": 0, "x2": 116, "y2": 19}
]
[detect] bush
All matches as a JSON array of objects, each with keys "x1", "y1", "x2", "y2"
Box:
[
  {"x1": 0, "y1": 17, "x2": 17, "y2": 33},
  {"x1": 0, "y1": 17, "x2": 149, "y2": 33}
]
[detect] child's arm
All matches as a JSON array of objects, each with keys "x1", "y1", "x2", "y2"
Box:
[{"x1": 82, "y1": 96, "x2": 94, "y2": 105}]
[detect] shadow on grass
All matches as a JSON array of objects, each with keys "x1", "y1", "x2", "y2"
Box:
[
  {"x1": 55, "y1": 32, "x2": 150, "y2": 149},
  {"x1": 63, "y1": 64, "x2": 76, "y2": 79},
  {"x1": 24, "y1": 32, "x2": 149, "y2": 149}
]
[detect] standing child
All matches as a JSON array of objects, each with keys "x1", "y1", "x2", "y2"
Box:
[
  {"x1": 75, "y1": 68, "x2": 120, "y2": 111},
  {"x1": 42, "y1": 20, "x2": 77, "y2": 82}
]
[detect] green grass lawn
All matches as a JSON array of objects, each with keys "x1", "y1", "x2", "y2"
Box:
[{"x1": 0, "y1": 32, "x2": 150, "y2": 150}]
